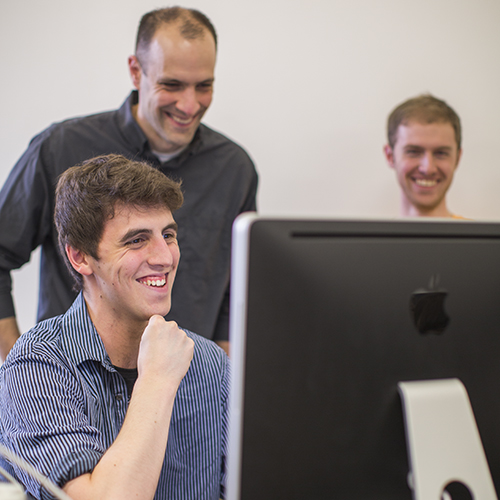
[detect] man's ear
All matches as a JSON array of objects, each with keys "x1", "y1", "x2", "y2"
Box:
[
  {"x1": 128, "y1": 55, "x2": 142, "y2": 89},
  {"x1": 384, "y1": 144, "x2": 395, "y2": 169},
  {"x1": 455, "y1": 148, "x2": 463, "y2": 170},
  {"x1": 65, "y1": 245, "x2": 93, "y2": 277}
]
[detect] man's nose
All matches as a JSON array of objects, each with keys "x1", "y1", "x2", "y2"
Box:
[
  {"x1": 175, "y1": 87, "x2": 200, "y2": 116},
  {"x1": 148, "y1": 237, "x2": 176, "y2": 268},
  {"x1": 418, "y1": 152, "x2": 438, "y2": 175}
]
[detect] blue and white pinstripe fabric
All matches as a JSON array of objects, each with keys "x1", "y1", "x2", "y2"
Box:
[{"x1": 0, "y1": 293, "x2": 229, "y2": 500}]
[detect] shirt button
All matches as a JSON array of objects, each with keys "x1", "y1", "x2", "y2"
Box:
[{"x1": 115, "y1": 394, "x2": 123, "y2": 401}]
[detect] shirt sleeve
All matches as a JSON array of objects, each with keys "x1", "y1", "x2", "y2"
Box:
[
  {"x1": 0, "y1": 132, "x2": 54, "y2": 320},
  {"x1": 0, "y1": 350, "x2": 105, "y2": 499},
  {"x1": 239, "y1": 158, "x2": 258, "y2": 214},
  {"x1": 212, "y1": 154, "x2": 258, "y2": 342}
]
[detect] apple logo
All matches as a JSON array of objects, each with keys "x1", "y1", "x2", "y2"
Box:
[{"x1": 410, "y1": 275, "x2": 450, "y2": 335}]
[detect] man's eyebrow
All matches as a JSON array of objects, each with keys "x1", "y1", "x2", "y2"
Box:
[
  {"x1": 158, "y1": 78, "x2": 182, "y2": 84},
  {"x1": 119, "y1": 228, "x2": 152, "y2": 244},
  {"x1": 403, "y1": 144, "x2": 453, "y2": 151},
  {"x1": 119, "y1": 223, "x2": 178, "y2": 244},
  {"x1": 158, "y1": 77, "x2": 214, "y2": 85},
  {"x1": 164, "y1": 222, "x2": 178, "y2": 233}
]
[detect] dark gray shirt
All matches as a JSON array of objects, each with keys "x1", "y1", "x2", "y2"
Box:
[{"x1": 0, "y1": 91, "x2": 258, "y2": 341}]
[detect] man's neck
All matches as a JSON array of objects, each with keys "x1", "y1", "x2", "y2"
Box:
[
  {"x1": 401, "y1": 198, "x2": 453, "y2": 218},
  {"x1": 153, "y1": 146, "x2": 185, "y2": 163},
  {"x1": 83, "y1": 293, "x2": 145, "y2": 369}
]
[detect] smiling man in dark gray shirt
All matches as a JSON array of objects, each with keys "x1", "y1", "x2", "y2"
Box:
[{"x1": 0, "y1": 6, "x2": 258, "y2": 358}]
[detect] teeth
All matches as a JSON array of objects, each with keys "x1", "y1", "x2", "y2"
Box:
[
  {"x1": 415, "y1": 179, "x2": 437, "y2": 187},
  {"x1": 144, "y1": 278, "x2": 166, "y2": 287},
  {"x1": 171, "y1": 115, "x2": 192, "y2": 125}
]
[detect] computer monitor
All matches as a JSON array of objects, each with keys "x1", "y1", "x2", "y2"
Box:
[{"x1": 227, "y1": 214, "x2": 500, "y2": 500}]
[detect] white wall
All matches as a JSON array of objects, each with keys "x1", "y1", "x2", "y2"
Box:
[{"x1": 1, "y1": 0, "x2": 500, "y2": 333}]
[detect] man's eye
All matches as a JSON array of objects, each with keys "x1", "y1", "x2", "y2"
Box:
[
  {"x1": 197, "y1": 83, "x2": 213, "y2": 92},
  {"x1": 127, "y1": 237, "x2": 144, "y2": 246},
  {"x1": 162, "y1": 83, "x2": 181, "y2": 91},
  {"x1": 435, "y1": 151, "x2": 450, "y2": 158},
  {"x1": 164, "y1": 232, "x2": 176, "y2": 241}
]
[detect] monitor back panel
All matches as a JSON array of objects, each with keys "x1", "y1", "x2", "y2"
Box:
[{"x1": 228, "y1": 216, "x2": 500, "y2": 500}]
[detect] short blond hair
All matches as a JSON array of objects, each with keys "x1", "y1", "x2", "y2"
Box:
[{"x1": 387, "y1": 94, "x2": 462, "y2": 150}]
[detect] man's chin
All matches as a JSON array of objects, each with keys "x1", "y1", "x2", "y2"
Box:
[
  {"x1": 170, "y1": 128, "x2": 198, "y2": 146},
  {"x1": 155, "y1": 306, "x2": 172, "y2": 318},
  {"x1": 161, "y1": 119, "x2": 201, "y2": 146},
  {"x1": 405, "y1": 186, "x2": 446, "y2": 207},
  {"x1": 144, "y1": 300, "x2": 172, "y2": 320}
]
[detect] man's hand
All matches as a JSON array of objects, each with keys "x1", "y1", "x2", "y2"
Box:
[{"x1": 137, "y1": 315, "x2": 194, "y2": 388}]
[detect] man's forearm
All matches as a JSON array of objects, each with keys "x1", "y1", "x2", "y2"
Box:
[
  {"x1": 0, "y1": 316, "x2": 20, "y2": 361},
  {"x1": 63, "y1": 376, "x2": 179, "y2": 500}
]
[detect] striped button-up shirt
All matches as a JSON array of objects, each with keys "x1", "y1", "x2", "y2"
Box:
[{"x1": 0, "y1": 293, "x2": 229, "y2": 500}]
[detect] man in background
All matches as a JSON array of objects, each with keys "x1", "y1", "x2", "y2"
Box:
[
  {"x1": 0, "y1": 6, "x2": 257, "y2": 359},
  {"x1": 383, "y1": 94, "x2": 463, "y2": 218}
]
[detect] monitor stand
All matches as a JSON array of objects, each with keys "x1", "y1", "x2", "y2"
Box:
[{"x1": 398, "y1": 378, "x2": 497, "y2": 500}]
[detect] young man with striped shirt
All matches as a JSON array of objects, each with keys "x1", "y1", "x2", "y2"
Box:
[{"x1": 0, "y1": 155, "x2": 229, "y2": 499}]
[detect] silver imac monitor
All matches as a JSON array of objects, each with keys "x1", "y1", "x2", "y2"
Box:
[{"x1": 227, "y1": 213, "x2": 500, "y2": 500}]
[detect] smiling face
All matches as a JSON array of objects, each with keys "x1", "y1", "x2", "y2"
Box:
[
  {"x1": 384, "y1": 121, "x2": 462, "y2": 217},
  {"x1": 129, "y1": 24, "x2": 216, "y2": 154},
  {"x1": 79, "y1": 204, "x2": 180, "y2": 330}
]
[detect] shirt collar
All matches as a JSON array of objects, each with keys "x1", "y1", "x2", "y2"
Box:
[
  {"x1": 117, "y1": 91, "x2": 149, "y2": 154},
  {"x1": 59, "y1": 293, "x2": 114, "y2": 371}
]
